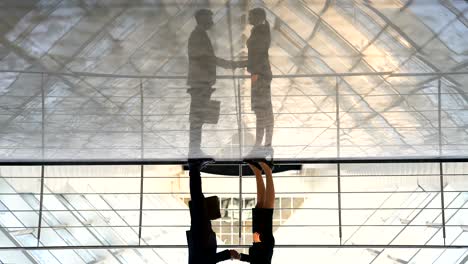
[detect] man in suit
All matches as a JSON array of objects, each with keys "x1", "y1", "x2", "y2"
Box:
[
  {"x1": 187, "y1": 9, "x2": 234, "y2": 158},
  {"x1": 187, "y1": 159, "x2": 240, "y2": 263}
]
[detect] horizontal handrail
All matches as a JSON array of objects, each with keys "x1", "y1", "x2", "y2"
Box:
[
  {"x1": 1, "y1": 69, "x2": 467, "y2": 79},
  {"x1": 0, "y1": 156, "x2": 467, "y2": 166},
  {"x1": 0, "y1": 244, "x2": 466, "y2": 250}
]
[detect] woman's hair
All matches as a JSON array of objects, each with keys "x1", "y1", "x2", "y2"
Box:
[{"x1": 250, "y1": 7, "x2": 269, "y2": 27}]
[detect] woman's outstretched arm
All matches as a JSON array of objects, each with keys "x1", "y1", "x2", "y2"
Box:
[{"x1": 239, "y1": 253, "x2": 251, "y2": 262}]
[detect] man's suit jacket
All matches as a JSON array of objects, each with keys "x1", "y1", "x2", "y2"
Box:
[{"x1": 187, "y1": 25, "x2": 217, "y2": 87}]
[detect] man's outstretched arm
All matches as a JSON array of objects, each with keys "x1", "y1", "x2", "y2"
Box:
[
  {"x1": 208, "y1": 249, "x2": 231, "y2": 263},
  {"x1": 215, "y1": 57, "x2": 238, "y2": 69}
]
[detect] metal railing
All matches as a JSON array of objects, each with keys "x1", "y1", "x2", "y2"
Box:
[
  {"x1": 0, "y1": 69, "x2": 467, "y2": 161},
  {"x1": 0, "y1": 70, "x2": 467, "y2": 249},
  {"x1": 0, "y1": 158, "x2": 467, "y2": 250}
]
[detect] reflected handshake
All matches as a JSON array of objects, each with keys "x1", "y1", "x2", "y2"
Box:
[{"x1": 229, "y1": 249, "x2": 241, "y2": 260}]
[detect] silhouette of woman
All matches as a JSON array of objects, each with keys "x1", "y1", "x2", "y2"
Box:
[{"x1": 235, "y1": 8, "x2": 274, "y2": 158}]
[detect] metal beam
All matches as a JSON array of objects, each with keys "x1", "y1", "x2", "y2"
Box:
[
  {"x1": 0, "y1": 157, "x2": 467, "y2": 166},
  {"x1": 0, "y1": 244, "x2": 466, "y2": 250},
  {"x1": 1, "y1": 69, "x2": 467, "y2": 79}
]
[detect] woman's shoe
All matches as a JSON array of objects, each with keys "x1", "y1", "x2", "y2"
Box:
[
  {"x1": 245, "y1": 145, "x2": 264, "y2": 159},
  {"x1": 258, "y1": 159, "x2": 274, "y2": 171},
  {"x1": 264, "y1": 145, "x2": 274, "y2": 162}
]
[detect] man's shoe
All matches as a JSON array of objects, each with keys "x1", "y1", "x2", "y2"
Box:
[{"x1": 188, "y1": 148, "x2": 213, "y2": 160}]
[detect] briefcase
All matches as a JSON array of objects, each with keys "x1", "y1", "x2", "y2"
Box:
[{"x1": 189, "y1": 195, "x2": 221, "y2": 220}]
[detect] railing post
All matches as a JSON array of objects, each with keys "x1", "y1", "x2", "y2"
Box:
[
  {"x1": 37, "y1": 73, "x2": 45, "y2": 246},
  {"x1": 138, "y1": 79, "x2": 144, "y2": 245},
  {"x1": 225, "y1": 0, "x2": 243, "y2": 159},
  {"x1": 437, "y1": 78, "x2": 446, "y2": 245},
  {"x1": 439, "y1": 162, "x2": 446, "y2": 246},
  {"x1": 239, "y1": 164, "x2": 243, "y2": 243},
  {"x1": 225, "y1": 0, "x2": 244, "y2": 243},
  {"x1": 336, "y1": 77, "x2": 342, "y2": 245},
  {"x1": 438, "y1": 78, "x2": 443, "y2": 156}
]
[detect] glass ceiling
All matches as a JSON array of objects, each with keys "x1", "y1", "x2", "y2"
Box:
[{"x1": 0, "y1": 0, "x2": 466, "y2": 161}]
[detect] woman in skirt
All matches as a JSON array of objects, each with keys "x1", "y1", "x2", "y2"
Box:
[{"x1": 235, "y1": 7, "x2": 274, "y2": 158}]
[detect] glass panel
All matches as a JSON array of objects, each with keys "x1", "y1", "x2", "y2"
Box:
[
  {"x1": 441, "y1": 83, "x2": 468, "y2": 156},
  {"x1": 341, "y1": 163, "x2": 444, "y2": 245},
  {"x1": 44, "y1": 76, "x2": 142, "y2": 160},
  {"x1": 443, "y1": 162, "x2": 468, "y2": 246},
  {"x1": 340, "y1": 79, "x2": 440, "y2": 157},
  {"x1": 0, "y1": 73, "x2": 43, "y2": 160},
  {"x1": 0, "y1": 248, "x2": 36, "y2": 264},
  {"x1": 38, "y1": 166, "x2": 140, "y2": 246},
  {"x1": 0, "y1": 166, "x2": 41, "y2": 246}
]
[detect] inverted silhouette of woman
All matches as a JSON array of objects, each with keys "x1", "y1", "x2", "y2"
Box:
[
  {"x1": 235, "y1": 8, "x2": 274, "y2": 158},
  {"x1": 239, "y1": 160, "x2": 275, "y2": 263}
]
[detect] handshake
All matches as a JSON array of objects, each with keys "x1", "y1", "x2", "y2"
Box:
[
  {"x1": 217, "y1": 58, "x2": 247, "y2": 70},
  {"x1": 229, "y1": 249, "x2": 241, "y2": 260}
]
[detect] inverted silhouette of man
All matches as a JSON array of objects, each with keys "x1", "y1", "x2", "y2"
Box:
[
  {"x1": 187, "y1": 159, "x2": 240, "y2": 263},
  {"x1": 187, "y1": 9, "x2": 234, "y2": 158}
]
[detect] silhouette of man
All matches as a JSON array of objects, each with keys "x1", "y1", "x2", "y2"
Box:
[
  {"x1": 187, "y1": 159, "x2": 239, "y2": 263},
  {"x1": 187, "y1": 9, "x2": 233, "y2": 158}
]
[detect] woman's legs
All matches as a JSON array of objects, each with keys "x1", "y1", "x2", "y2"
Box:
[
  {"x1": 248, "y1": 162, "x2": 274, "y2": 209},
  {"x1": 249, "y1": 163, "x2": 265, "y2": 208},
  {"x1": 264, "y1": 108, "x2": 274, "y2": 147},
  {"x1": 253, "y1": 88, "x2": 274, "y2": 148},
  {"x1": 255, "y1": 111, "x2": 265, "y2": 146},
  {"x1": 255, "y1": 110, "x2": 273, "y2": 147},
  {"x1": 260, "y1": 162, "x2": 275, "y2": 209},
  {"x1": 249, "y1": 162, "x2": 274, "y2": 244}
]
